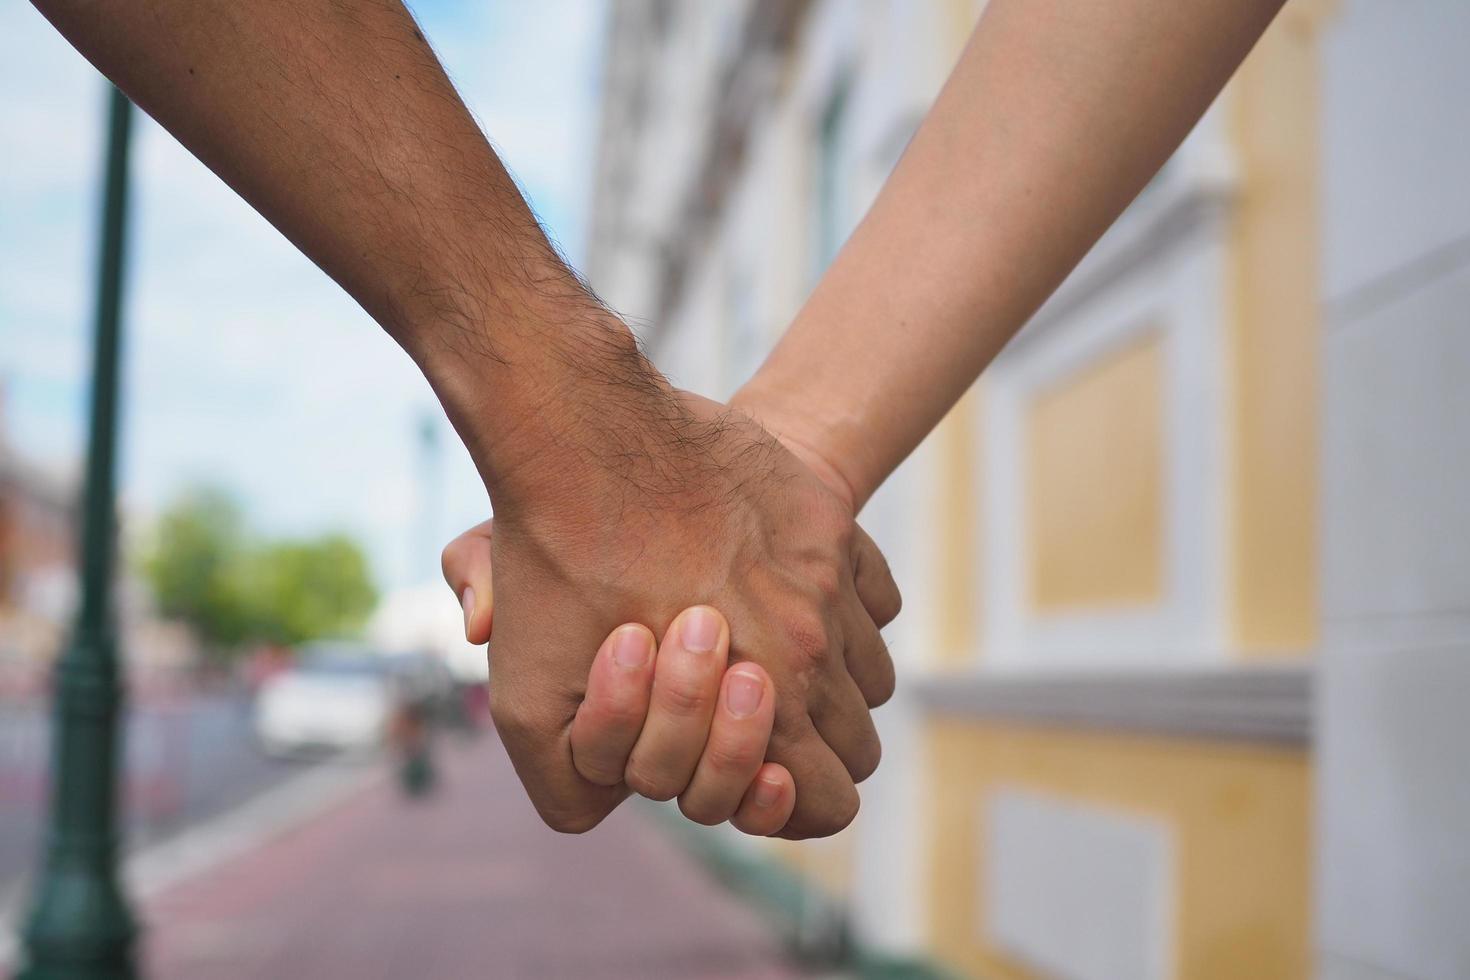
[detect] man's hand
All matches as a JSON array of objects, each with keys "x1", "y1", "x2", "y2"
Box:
[{"x1": 460, "y1": 376, "x2": 901, "y2": 838}]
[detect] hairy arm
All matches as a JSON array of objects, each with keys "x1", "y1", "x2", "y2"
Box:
[
  {"x1": 31, "y1": 0, "x2": 643, "y2": 501},
  {"x1": 737, "y1": 0, "x2": 1286, "y2": 508}
]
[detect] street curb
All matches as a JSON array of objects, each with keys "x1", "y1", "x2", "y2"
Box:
[{"x1": 0, "y1": 758, "x2": 385, "y2": 970}]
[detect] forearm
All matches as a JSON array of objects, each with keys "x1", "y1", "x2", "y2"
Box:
[
  {"x1": 33, "y1": 0, "x2": 645, "y2": 503},
  {"x1": 737, "y1": 0, "x2": 1283, "y2": 509}
]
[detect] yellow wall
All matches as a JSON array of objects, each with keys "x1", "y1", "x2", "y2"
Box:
[
  {"x1": 1026, "y1": 333, "x2": 1165, "y2": 611},
  {"x1": 927, "y1": 721, "x2": 1311, "y2": 979},
  {"x1": 1225, "y1": 2, "x2": 1331, "y2": 654},
  {"x1": 934, "y1": 388, "x2": 982, "y2": 667}
]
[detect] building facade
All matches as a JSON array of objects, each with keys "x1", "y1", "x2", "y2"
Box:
[
  {"x1": 587, "y1": 2, "x2": 1470, "y2": 977},
  {"x1": 0, "y1": 397, "x2": 75, "y2": 669}
]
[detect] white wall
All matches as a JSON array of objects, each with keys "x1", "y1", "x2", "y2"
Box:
[{"x1": 1316, "y1": 5, "x2": 1470, "y2": 978}]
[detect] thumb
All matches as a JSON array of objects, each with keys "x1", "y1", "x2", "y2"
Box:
[{"x1": 441, "y1": 518, "x2": 495, "y2": 643}]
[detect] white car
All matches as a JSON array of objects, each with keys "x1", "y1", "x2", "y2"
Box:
[{"x1": 254, "y1": 649, "x2": 393, "y2": 757}]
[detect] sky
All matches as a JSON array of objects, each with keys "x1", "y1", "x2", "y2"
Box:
[{"x1": 0, "y1": 0, "x2": 609, "y2": 593}]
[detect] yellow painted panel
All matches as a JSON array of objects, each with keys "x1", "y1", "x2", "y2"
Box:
[
  {"x1": 1225, "y1": 3, "x2": 1325, "y2": 655},
  {"x1": 1026, "y1": 333, "x2": 1165, "y2": 610},
  {"x1": 926, "y1": 721, "x2": 1311, "y2": 979}
]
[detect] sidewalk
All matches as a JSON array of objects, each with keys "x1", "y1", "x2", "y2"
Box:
[{"x1": 141, "y1": 734, "x2": 807, "y2": 980}]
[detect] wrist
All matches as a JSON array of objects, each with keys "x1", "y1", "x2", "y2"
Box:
[
  {"x1": 730, "y1": 376, "x2": 867, "y2": 513},
  {"x1": 414, "y1": 298, "x2": 672, "y2": 512}
]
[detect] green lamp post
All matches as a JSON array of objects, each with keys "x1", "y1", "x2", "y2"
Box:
[{"x1": 20, "y1": 84, "x2": 140, "y2": 979}]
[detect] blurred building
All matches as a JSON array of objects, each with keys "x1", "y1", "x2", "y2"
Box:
[
  {"x1": 0, "y1": 390, "x2": 76, "y2": 668},
  {"x1": 588, "y1": 1, "x2": 1470, "y2": 978},
  {"x1": 0, "y1": 393, "x2": 196, "y2": 679}
]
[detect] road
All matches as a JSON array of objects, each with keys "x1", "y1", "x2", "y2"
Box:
[{"x1": 0, "y1": 689, "x2": 310, "y2": 895}]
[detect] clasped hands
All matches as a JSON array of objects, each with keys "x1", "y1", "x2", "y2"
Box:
[{"x1": 443, "y1": 387, "x2": 900, "y2": 840}]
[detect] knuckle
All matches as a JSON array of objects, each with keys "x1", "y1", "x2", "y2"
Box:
[
  {"x1": 530, "y1": 782, "x2": 612, "y2": 835},
  {"x1": 856, "y1": 641, "x2": 897, "y2": 708},
  {"x1": 439, "y1": 537, "x2": 466, "y2": 585},
  {"x1": 786, "y1": 787, "x2": 860, "y2": 840},
  {"x1": 871, "y1": 582, "x2": 903, "y2": 628},
  {"x1": 677, "y1": 794, "x2": 727, "y2": 827},
  {"x1": 810, "y1": 563, "x2": 842, "y2": 603},
  {"x1": 867, "y1": 667, "x2": 897, "y2": 708},
  {"x1": 702, "y1": 738, "x2": 761, "y2": 776},
  {"x1": 834, "y1": 794, "x2": 861, "y2": 832},
  {"x1": 819, "y1": 790, "x2": 861, "y2": 836},
  {"x1": 588, "y1": 695, "x2": 647, "y2": 730},
  {"x1": 539, "y1": 806, "x2": 606, "y2": 835},
  {"x1": 848, "y1": 735, "x2": 883, "y2": 784},
  {"x1": 624, "y1": 760, "x2": 680, "y2": 802},
  {"x1": 575, "y1": 759, "x2": 624, "y2": 788},
  {"x1": 730, "y1": 811, "x2": 777, "y2": 838},
  {"x1": 571, "y1": 743, "x2": 626, "y2": 786},
  {"x1": 655, "y1": 680, "x2": 713, "y2": 719},
  {"x1": 488, "y1": 695, "x2": 534, "y2": 739},
  {"x1": 784, "y1": 610, "x2": 833, "y2": 666}
]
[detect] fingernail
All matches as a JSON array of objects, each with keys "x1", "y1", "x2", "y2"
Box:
[
  {"x1": 752, "y1": 777, "x2": 783, "y2": 809},
  {"x1": 611, "y1": 626, "x2": 651, "y2": 669},
  {"x1": 725, "y1": 670, "x2": 764, "y2": 718},
  {"x1": 461, "y1": 587, "x2": 475, "y2": 635},
  {"x1": 680, "y1": 607, "x2": 720, "y2": 653}
]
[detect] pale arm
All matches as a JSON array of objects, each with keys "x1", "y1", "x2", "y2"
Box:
[{"x1": 736, "y1": 0, "x2": 1286, "y2": 509}]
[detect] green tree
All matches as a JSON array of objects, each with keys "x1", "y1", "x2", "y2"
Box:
[
  {"x1": 232, "y1": 535, "x2": 377, "y2": 646},
  {"x1": 141, "y1": 487, "x2": 378, "y2": 656},
  {"x1": 141, "y1": 487, "x2": 253, "y2": 651}
]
